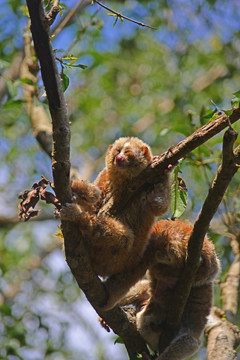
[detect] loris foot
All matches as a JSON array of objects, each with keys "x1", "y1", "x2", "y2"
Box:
[
  {"x1": 98, "y1": 316, "x2": 111, "y2": 332},
  {"x1": 158, "y1": 333, "x2": 200, "y2": 360},
  {"x1": 71, "y1": 180, "x2": 102, "y2": 204},
  {"x1": 60, "y1": 203, "x2": 83, "y2": 222},
  {"x1": 100, "y1": 291, "x2": 120, "y2": 311}
]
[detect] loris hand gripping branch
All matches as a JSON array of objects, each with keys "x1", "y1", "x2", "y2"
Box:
[
  {"x1": 61, "y1": 137, "x2": 171, "y2": 309},
  {"x1": 121, "y1": 219, "x2": 220, "y2": 360}
]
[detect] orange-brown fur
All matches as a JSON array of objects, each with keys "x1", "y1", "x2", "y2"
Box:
[
  {"x1": 121, "y1": 220, "x2": 220, "y2": 360},
  {"x1": 71, "y1": 179, "x2": 102, "y2": 213},
  {"x1": 61, "y1": 137, "x2": 171, "y2": 308}
]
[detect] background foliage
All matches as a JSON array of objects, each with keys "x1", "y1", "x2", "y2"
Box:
[{"x1": 0, "y1": 0, "x2": 240, "y2": 359}]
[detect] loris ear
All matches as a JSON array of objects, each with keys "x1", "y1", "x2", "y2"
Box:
[
  {"x1": 141, "y1": 146, "x2": 152, "y2": 162},
  {"x1": 106, "y1": 144, "x2": 113, "y2": 155}
]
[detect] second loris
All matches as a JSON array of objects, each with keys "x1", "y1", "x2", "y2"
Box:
[{"x1": 121, "y1": 219, "x2": 220, "y2": 360}]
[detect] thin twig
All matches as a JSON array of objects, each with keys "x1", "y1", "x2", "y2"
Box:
[
  {"x1": 93, "y1": 0, "x2": 156, "y2": 29},
  {"x1": 64, "y1": 6, "x2": 101, "y2": 56},
  {"x1": 45, "y1": 1, "x2": 60, "y2": 26},
  {"x1": 52, "y1": 0, "x2": 91, "y2": 37}
]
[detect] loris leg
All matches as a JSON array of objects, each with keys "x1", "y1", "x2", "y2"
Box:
[
  {"x1": 61, "y1": 203, "x2": 134, "y2": 251},
  {"x1": 157, "y1": 333, "x2": 200, "y2": 360},
  {"x1": 100, "y1": 279, "x2": 150, "y2": 333},
  {"x1": 119, "y1": 279, "x2": 150, "y2": 307},
  {"x1": 101, "y1": 251, "x2": 153, "y2": 310},
  {"x1": 101, "y1": 238, "x2": 162, "y2": 310}
]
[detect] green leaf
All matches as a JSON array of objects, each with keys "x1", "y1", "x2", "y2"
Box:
[
  {"x1": 3, "y1": 99, "x2": 25, "y2": 110},
  {"x1": 233, "y1": 89, "x2": 240, "y2": 97},
  {"x1": 171, "y1": 124, "x2": 192, "y2": 136},
  {"x1": 107, "y1": 13, "x2": 117, "y2": 17},
  {"x1": 0, "y1": 303, "x2": 12, "y2": 315},
  {"x1": 17, "y1": 78, "x2": 36, "y2": 86},
  {"x1": 171, "y1": 162, "x2": 188, "y2": 219},
  {"x1": 113, "y1": 16, "x2": 118, "y2": 27},
  {"x1": 223, "y1": 109, "x2": 233, "y2": 116},
  {"x1": 0, "y1": 59, "x2": 10, "y2": 71},
  {"x1": 66, "y1": 63, "x2": 88, "y2": 69},
  {"x1": 4, "y1": 78, "x2": 18, "y2": 99},
  {"x1": 200, "y1": 107, "x2": 217, "y2": 124},
  {"x1": 130, "y1": 354, "x2": 143, "y2": 360},
  {"x1": 114, "y1": 336, "x2": 124, "y2": 344},
  {"x1": 62, "y1": 56, "x2": 78, "y2": 61},
  {"x1": 231, "y1": 92, "x2": 240, "y2": 108},
  {"x1": 60, "y1": 72, "x2": 70, "y2": 92},
  {"x1": 208, "y1": 232, "x2": 221, "y2": 244}
]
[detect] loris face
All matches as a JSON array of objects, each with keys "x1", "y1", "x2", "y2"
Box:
[{"x1": 106, "y1": 137, "x2": 152, "y2": 177}]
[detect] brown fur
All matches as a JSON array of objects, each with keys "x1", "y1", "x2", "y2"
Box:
[
  {"x1": 61, "y1": 137, "x2": 171, "y2": 309},
  {"x1": 121, "y1": 220, "x2": 220, "y2": 359}
]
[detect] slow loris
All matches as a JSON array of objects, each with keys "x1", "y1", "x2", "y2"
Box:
[
  {"x1": 61, "y1": 137, "x2": 171, "y2": 309},
  {"x1": 121, "y1": 219, "x2": 220, "y2": 360}
]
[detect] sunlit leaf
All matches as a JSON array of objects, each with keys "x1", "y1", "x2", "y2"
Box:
[
  {"x1": 171, "y1": 162, "x2": 188, "y2": 219},
  {"x1": 114, "y1": 336, "x2": 124, "y2": 344},
  {"x1": 60, "y1": 72, "x2": 70, "y2": 92}
]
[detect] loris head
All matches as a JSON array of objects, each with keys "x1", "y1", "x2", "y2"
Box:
[{"x1": 106, "y1": 137, "x2": 152, "y2": 178}]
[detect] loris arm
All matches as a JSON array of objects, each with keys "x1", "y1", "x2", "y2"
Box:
[
  {"x1": 119, "y1": 279, "x2": 150, "y2": 307},
  {"x1": 147, "y1": 174, "x2": 171, "y2": 216}
]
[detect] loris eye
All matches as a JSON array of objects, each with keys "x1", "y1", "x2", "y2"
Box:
[{"x1": 113, "y1": 148, "x2": 121, "y2": 157}]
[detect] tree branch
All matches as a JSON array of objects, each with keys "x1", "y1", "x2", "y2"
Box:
[
  {"x1": 99, "y1": 110, "x2": 240, "y2": 218},
  {"x1": 45, "y1": 1, "x2": 60, "y2": 26},
  {"x1": 20, "y1": 30, "x2": 52, "y2": 157},
  {"x1": 220, "y1": 259, "x2": 240, "y2": 324},
  {"x1": 26, "y1": 1, "x2": 148, "y2": 357},
  {"x1": 206, "y1": 307, "x2": 240, "y2": 360},
  {"x1": 26, "y1": 0, "x2": 71, "y2": 204},
  {"x1": 158, "y1": 127, "x2": 240, "y2": 353},
  {"x1": 51, "y1": 0, "x2": 91, "y2": 37},
  {"x1": 220, "y1": 224, "x2": 240, "y2": 324},
  {"x1": 93, "y1": 0, "x2": 156, "y2": 29},
  {"x1": 0, "y1": 52, "x2": 24, "y2": 103}
]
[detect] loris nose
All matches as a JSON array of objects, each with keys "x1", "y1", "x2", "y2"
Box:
[{"x1": 115, "y1": 153, "x2": 126, "y2": 164}]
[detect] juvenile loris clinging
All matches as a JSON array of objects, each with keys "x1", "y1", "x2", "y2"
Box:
[
  {"x1": 121, "y1": 219, "x2": 220, "y2": 360},
  {"x1": 61, "y1": 137, "x2": 171, "y2": 309}
]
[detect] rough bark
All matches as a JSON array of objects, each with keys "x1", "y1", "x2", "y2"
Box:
[{"x1": 206, "y1": 307, "x2": 240, "y2": 360}]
